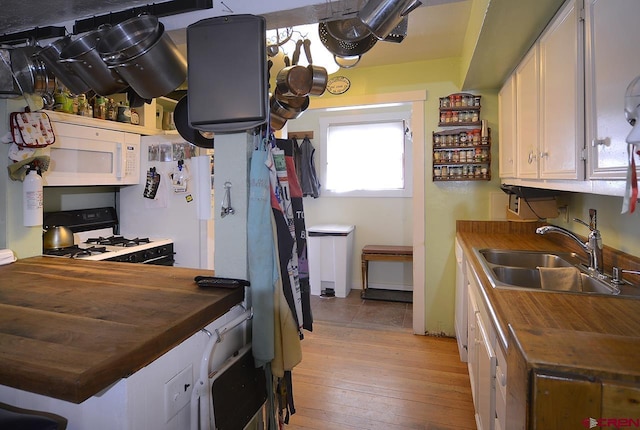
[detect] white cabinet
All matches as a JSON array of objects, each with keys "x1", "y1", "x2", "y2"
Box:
[
  {"x1": 455, "y1": 238, "x2": 468, "y2": 362},
  {"x1": 466, "y1": 264, "x2": 499, "y2": 430},
  {"x1": 514, "y1": 0, "x2": 583, "y2": 180},
  {"x1": 515, "y1": 45, "x2": 540, "y2": 179},
  {"x1": 498, "y1": 73, "x2": 517, "y2": 179},
  {"x1": 538, "y1": 0, "x2": 584, "y2": 180},
  {"x1": 462, "y1": 243, "x2": 506, "y2": 430},
  {"x1": 585, "y1": 0, "x2": 640, "y2": 179}
]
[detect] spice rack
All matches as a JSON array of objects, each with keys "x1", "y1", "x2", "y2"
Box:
[{"x1": 433, "y1": 93, "x2": 491, "y2": 181}]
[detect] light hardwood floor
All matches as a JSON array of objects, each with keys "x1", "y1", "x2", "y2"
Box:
[{"x1": 285, "y1": 292, "x2": 476, "y2": 429}]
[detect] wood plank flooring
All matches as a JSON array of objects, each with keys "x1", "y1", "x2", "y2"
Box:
[{"x1": 286, "y1": 292, "x2": 476, "y2": 429}]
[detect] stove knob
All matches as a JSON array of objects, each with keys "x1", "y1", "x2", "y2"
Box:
[
  {"x1": 157, "y1": 247, "x2": 167, "y2": 255},
  {"x1": 128, "y1": 254, "x2": 138, "y2": 263},
  {"x1": 144, "y1": 251, "x2": 153, "y2": 260}
]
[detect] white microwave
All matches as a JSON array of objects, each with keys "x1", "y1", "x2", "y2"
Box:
[{"x1": 43, "y1": 122, "x2": 140, "y2": 187}]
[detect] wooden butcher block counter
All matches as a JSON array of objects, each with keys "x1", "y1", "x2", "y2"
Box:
[
  {"x1": 0, "y1": 257, "x2": 244, "y2": 404},
  {"x1": 456, "y1": 221, "x2": 640, "y2": 383}
]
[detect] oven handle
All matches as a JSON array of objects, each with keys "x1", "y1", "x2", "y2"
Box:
[{"x1": 141, "y1": 255, "x2": 175, "y2": 265}]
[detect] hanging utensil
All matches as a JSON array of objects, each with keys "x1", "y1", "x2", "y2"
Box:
[{"x1": 221, "y1": 181, "x2": 235, "y2": 218}]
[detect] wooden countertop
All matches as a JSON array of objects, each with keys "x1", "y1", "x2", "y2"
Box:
[
  {"x1": 456, "y1": 221, "x2": 640, "y2": 382},
  {"x1": 0, "y1": 257, "x2": 244, "y2": 403}
]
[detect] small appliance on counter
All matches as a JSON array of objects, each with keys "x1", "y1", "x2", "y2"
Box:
[
  {"x1": 42, "y1": 207, "x2": 174, "y2": 265},
  {"x1": 501, "y1": 185, "x2": 559, "y2": 221}
]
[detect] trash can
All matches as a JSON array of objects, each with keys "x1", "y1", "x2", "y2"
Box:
[{"x1": 307, "y1": 224, "x2": 355, "y2": 298}]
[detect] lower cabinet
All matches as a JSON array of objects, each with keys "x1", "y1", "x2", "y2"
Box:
[{"x1": 463, "y1": 261, "x2": 505, "y2": 430}]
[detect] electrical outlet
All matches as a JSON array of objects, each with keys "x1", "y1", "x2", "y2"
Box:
[{"x1": 164, "y1": 364, "x2": 193, "y2": 422}]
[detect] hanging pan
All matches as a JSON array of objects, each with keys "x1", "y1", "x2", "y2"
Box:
[{"x1": 174, "y1": 95, "x2": 214, "y2": 148}]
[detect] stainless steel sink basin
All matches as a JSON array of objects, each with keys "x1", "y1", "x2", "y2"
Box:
[
  {"x1": 472, "y1": 248, "x2": 640, "y2": 297},
  {"x1": 491, "y1": 266, "x2": 618, "y2": 294},
  {"x1": 477, "y1": 249, "x2": 583, "y2": 269}
]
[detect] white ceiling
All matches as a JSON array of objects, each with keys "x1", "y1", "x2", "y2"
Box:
[
  {"x1": 0, "y1": 0, "x2": 564, "y2": 89},
  {"x1": 0, "y1": 0, "x2": 471, "y2": 71}
]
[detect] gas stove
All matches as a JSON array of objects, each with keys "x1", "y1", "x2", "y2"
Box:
[{"x1": 43, "y1": 208, "x2": 174, "y2": 265}]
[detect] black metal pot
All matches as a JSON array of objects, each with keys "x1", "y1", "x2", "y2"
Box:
[{"x1": 59, "y1": 27, "x2": 128, "y2": 96}]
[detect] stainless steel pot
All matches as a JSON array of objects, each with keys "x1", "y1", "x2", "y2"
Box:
[
  {"x1": 96, "y1": 15, "x2": 161, "y2": 63},
  {"x1": 357, "y1": 0, "x2": 422, "y2": 40},
  {"x1": 38, "y1": 36, "x2": 91, "y2": 95},
  {"x1": 102, "y1": 22, "x2": 186, "y2": 100},
  {"x1": 43, "y1": 226, "x2": 74, "y2": 250},
  {"x1": 303, "y1": 39, "x2": 327, "y2": 96},
  {"x1": 59, "y1": 27, "x2": 128, "y2": 96}
]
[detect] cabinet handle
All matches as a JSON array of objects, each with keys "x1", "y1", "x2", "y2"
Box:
[
  {"x1": 540, "y1": 151, "x2": 548, "y2": 159},
  {"x1": 527, "y1": 151, "x2": 536, "y2": 164},
  {"x1": 497, "y1": 368, "x2": 506, "y2": 386}
]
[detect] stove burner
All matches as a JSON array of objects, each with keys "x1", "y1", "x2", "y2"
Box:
[{"x1": 85, "y1": 236, "x2": 152, "y2": 247}]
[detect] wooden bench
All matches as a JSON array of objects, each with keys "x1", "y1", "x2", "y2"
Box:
[{"x1": 361, "y1": 245, "x2": 413, "y2": 298}]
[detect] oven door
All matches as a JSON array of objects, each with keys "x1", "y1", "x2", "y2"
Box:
[{"x1": 43, "y1": 122, "x2": 140, "y2": 186}]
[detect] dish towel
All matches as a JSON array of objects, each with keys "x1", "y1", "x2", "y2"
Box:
[
  {"x1": 0, "y1": 249, "x2": 16, "y2": 265},
  {"x1": 538, "y1": 266, "x2": 582, "y2": 291}
]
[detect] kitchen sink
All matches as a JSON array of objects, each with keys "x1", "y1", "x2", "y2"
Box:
[
  {"x1": 472, "y1": 248, "x2": 640, "y2": 297},
  {"x1": 491, "y1": 266, "x2": 618, "y2": 294},
  {"x1": 477, "y1": 249, "x2": 583, "y2": 269}
]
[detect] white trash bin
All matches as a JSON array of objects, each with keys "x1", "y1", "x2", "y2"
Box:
[{"x1": 307, "y1": 224, "x2": 355, "y2": 298}]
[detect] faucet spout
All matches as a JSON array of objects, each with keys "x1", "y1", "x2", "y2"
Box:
[
  {"x1": 536, "y1": 210, "x2": 604, "y2": 274},
  {"x1": 535, "y1": 225, "x2": 590, "y2": 254}
]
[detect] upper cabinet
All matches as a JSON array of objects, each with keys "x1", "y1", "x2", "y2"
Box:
[
  {"x1": 500, "y1": 0, "x2": 640, "y2": 195},
  {"x1": 538, "y1": 0, "x2": 583, "y2": 180},
  {"x1": 585, "y1": 0, "x2": 640, "y2": 179},
  {"x1": 510, "y1": 0, "x2": 583, "y2": 181},
  {"x1": 498, "y1": 74, "x2": 517, "y2": 179}
]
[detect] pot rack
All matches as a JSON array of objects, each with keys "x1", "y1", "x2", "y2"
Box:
[{"x1": 0, "y1": 0, "x2": 213, "y2": 44}]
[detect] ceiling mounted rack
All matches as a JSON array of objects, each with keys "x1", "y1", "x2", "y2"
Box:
[
  {"x1": 73, "y1": 0, "x2": 213, "y2": 34},
  {"x1": 0, "y1": 26, "x2": 66, "y2": 45}
]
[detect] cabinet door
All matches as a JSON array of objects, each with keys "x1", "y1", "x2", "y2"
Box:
[
  {"x1": 532, "y1": 372, "x2": 601, "y2": 430},
  {"x1": 455, "y1": 239, "x2": 468, "y2": 362},
  {"x1": 539, "y1": 0, "x2": 584, "y2": 180},
  {"x1": 475, "y1": 312, "x2": 496, "y2": 430},
  {"x1": 467, "y1": 283, "x2": 479, "y2": 410},
  {"x1": 585, "y1": 0, "x2": 640, "y2": 179},
  {"x1": 499, "y1": 73, "x2": 517, "y2": 178},
  {"x1": 516, "y1": 45, "x2": 540, "y2": 178}
]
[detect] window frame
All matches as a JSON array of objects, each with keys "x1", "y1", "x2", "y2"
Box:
[{"x1": 319, "y1": 108, "x2": 413, "y2": 198}]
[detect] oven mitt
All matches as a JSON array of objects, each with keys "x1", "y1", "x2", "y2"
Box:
[
  {"x1": 7, "y1": 155, "x2": 50, "y2": 181},
  {"x1": 194, "y1": 276, "x2": 251, "y2": 288}
]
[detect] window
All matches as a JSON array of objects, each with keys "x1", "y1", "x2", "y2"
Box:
[{"x1": 319, "y1": 108, "x2": 413, "y2": 197}]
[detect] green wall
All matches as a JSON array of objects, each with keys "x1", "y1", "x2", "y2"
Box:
[{"x1": 304, "y1": 58, "x2": 502, "y2": 336}]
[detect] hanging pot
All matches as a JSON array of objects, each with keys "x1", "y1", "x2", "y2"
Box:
[
  {"x1": 174, "y1": 95, "x2": 214, "y2": 148},
  {"x1": 102, "y1": 22, "x2": 187, "y2": 100},
  {"x1": 59, "y1": 26, "x2": 129, "y2": 97},
  {"x1": 357, "y1": 0, "x2": 422, "y2": 40},
  {"x1": 43, "y1": 225, "x2": 74, "y2": 250},
  {"x1": 270, "y1": 93, "x2": 308, "y2": 120},
  {"x1": 38, "y1": 36, "x2": 91, "y2": 95},
  {"x1": 276, "y1": 65, "x2": 312, "y2": 97},
  {"x1": 96, "y1": 14, "x2": 161, "y2": 63},
  {"x1": 318, "y1": 21, "x2": 378, "y2": 59},
  {"x1": 270, "y1": 111, "x2": 287, "y2": 130},
  {"x1": 302, "y1": 39, "x2": 327, "y2": 96}
]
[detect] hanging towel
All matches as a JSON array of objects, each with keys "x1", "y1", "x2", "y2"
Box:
[
  {"x1": 248, "y1": 146, "x2": 279, "y2": 367},
  {"x1": 277, "y1": 138, "x2": 313, "y2": 332},
  {"x1": 538, "y1": 266, "x2": 583, "y2": 292},
  {"x1": 299, "y1": 137, "x2": 321, "y2": 198}
]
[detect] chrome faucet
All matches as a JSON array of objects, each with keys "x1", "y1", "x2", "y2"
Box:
[{"x1": 536, "y1": 209, "x2": 604, "y2": 274}]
